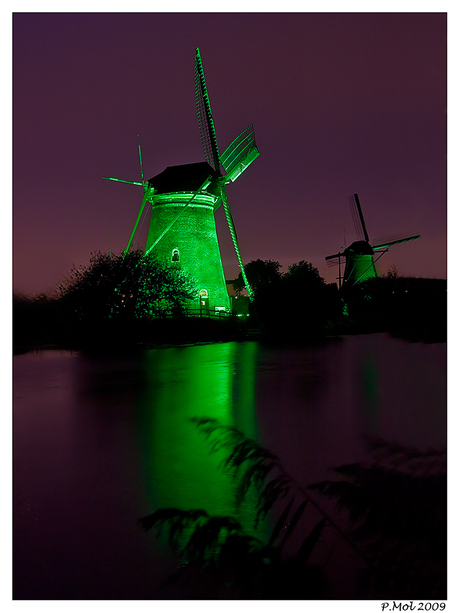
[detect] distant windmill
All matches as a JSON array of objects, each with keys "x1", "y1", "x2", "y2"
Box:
[
  {"x1": 325, "y1": 193, "x2": 420, "y2": 287},
  {"x1": 103, "y1": 47, "x2": 259, "y2": 312}
]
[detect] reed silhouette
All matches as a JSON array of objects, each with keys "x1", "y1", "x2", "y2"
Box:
[{"x1": 139, "y1": 418, "x2": 446, "y2": 599}]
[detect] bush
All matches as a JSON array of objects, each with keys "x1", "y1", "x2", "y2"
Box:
[{"x1": 57, "y1": 249, "x2": 197, "y2": 323}]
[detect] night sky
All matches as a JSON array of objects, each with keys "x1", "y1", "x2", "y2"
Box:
[{"x1": 13, "y1": 12, "x2": 447, "y2": 295}]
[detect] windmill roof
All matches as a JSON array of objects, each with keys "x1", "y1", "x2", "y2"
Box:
[
  {"x1": 345, "y1": 240, "x2": 375, "y2": 255},
  {"x1": 147, "y1": 162, "x2": 220, "y2": 196}
]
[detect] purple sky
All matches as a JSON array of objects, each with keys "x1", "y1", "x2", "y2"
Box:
[{"x1": 13, "y1": 12, "x2": 447, "y2": 295}]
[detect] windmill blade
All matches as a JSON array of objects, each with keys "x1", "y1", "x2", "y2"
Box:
[
  {"x1": 102, "y1": 176, "x2": 143, "y2": 186},
  {"x1": 103, "y1": 174, "x2": 147, "y2": 252},
  {"x1": 218, "y1": 182, "x2": 254, "y2": 301},
  {"x1": 195, "y1": 48, "x2": 255, "y2": 301},
  {"x1": 372, "y1": 234, "x2": 420, "y2": 250},
  {"x1": 103, "y1": 172, "x2": 149, "y2": 252},
  {"x1": 220, "y1": 124, "x2": 260, "y2": 183},
  {"x1": 349, "y1": 193, "x2": 369, "y2": 243},
  {"x1": 137, "y1": 135, "x2": 144, "y2": 183},
  {"x1": 325, "y1": 251, "x2": 344, "y2": 261},
  {"x1": 125, "y1": 189, "x2": 151, "y2": 253},
  {"x1": 194, "y1": 48, "x2": 221, "y2": 174},
  {"x1": 325, "y1": 253, "x2": 344, "y2": 268}
]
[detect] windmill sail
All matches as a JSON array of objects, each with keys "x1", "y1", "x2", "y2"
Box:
[
  {"x1": 101, "y1": 176, "x2": 148, "y2": 252},
  {"x1": 221, "y1": 124, "x2": 260, "y2": 183},
  {"x1": 325, "y1": 252, "x2": 344, "y2": 267},
  {"x1": 194, "y1": 47, "x2": 255, "y2": 301},
  {"x1": 373, "y1": 233, "x2": 420, "y2": 250},
  {"x1": 125, "y1": 190, "x2": 150, "y2": 253},
  {"x1": 326, "y1": 193, "x2": 420, "y2": 287},
  {"x1": 349, "y1": 193, "x2": 369, "y2": 243},
  {"x1": 194, "y1": 48, "x2": 220, "y2": 173},
  {"x1": 102, "y1": 176, "x2": 143, "y2": 186}
]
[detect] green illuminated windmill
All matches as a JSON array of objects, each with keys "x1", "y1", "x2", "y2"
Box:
[
  {"x1": 325, "y1": 193, "x2": 420, "y2": 287},
  {"x1": 103, "y1": 48, "x2": 259, "y2": 313}
]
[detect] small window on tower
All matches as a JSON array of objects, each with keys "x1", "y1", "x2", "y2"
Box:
[
  {"x1": 199, "y1": 289, "x2": 209, "y2": 307},
  {"x1": 172, "y1": 248, "x2": 180, "y2": 262}
]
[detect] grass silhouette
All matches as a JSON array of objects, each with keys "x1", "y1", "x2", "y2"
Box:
[{"x1": 139, "y1": 418, "x2": 446, "y2": 599}]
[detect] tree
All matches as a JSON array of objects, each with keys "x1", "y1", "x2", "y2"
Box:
[
  {"x1": 237, "y1": 259, "x2": 341, "y2": 337},
  {"x1": 284, "y1": 260, "x2": 324, "y2": 286},
  {"x1": 232, "y1": 259, "x2": 282, "y2": 295},
  {"x1": 385, "y1": 264, "x2": 398, "y2": 280},
  {"x1": 56, "y1": 250, "x2": 197, "y2": 323}
]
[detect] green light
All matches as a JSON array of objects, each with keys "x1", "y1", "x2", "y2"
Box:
[
  {"x1": 146, "y1": 188, "x2": 231, "y2": 311},
  {"x1": 102, "y1": 176, "x2": 143, "y2": 186},
  {"x1": 221, "y1": 125, "x2": 260, "y2": 183},
  {"x1": 137, "y1": 343, "x2": 266, "y2": 538},
  {"x1": 344, "y1": 253, "x2": 377, "y2": 285},
  {"x1": 151, "y1": 192, "x2": 217, "y2": 206}
]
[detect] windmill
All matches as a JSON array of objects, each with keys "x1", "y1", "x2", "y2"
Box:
[
  {"x1": 325, "y1": 193, "x2": 420, "y2": 287},
  {"x1": 102, "y1": 48, "x2": 258, "y2": 313}
]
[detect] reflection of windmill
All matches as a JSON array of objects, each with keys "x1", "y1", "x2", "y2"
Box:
[
  {"x1": 103, "y1": 48, "x2": 258, "y2": 312},
  {"x1": 326, "y1": 193, "x2": 420, "y2": 287}
]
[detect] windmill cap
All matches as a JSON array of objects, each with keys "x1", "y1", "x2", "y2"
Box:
[
  {"x1": 147, "y1": 162, "x2": 220, "y2": 197},
  {"x1": 345, "y1": 240, "x2": 375, "y2": 255}
]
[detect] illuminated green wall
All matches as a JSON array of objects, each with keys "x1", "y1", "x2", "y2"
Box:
[
  {"x1": 147, "y1": 192, "x2": 230, "y2": 312},
  {"x1": 344, "y1": 253, "x2": 377, "y2": 285}
]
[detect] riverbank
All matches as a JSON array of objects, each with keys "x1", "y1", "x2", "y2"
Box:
[{"x1": 13, "y1": 275, "x2": 447, "y2": 354}]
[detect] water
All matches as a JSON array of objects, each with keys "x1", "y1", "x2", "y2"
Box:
[{"x1": 13, "y1": 334, "x2": 447, "y2": 599}]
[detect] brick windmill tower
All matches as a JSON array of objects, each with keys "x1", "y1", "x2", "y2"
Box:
[{"x1": 103, "y1": 48, "x2": 259, "y2": 313}]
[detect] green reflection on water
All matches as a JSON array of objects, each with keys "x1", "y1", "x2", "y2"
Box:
[{"x1": 138, "y1": 341, "x2": 263, "y2": 536}]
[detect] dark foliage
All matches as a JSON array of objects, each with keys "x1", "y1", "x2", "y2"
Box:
[
  {"x1": 190, "y1": 417, "x2": 299, "y2": 526},
  {"x1": 14, "y1": 249, "x2": 446, "y2": 351},
  {"x1": 232, "y1": 260, "x2": 446, "y2": 344},
  {"x1": 140, "y1": 418, "x2": 365, "y2": 598},
  {"x1": 232, "y1": 259, "x2": 282, "y2": 295},
  {"x1": 141, "y1": 419, "x2": 446, "y2": 599},
  {"x1": 56, "y1": 249, "x2": 197, "y2": 322},
  {"x1": 139, "y1": 508, "x2": 261, "y2": 562},
  {"x1": 234, "y1": 259, "x2": 343, "y2": 339},
  {"x1": 311, "y1": 437, "x2": 447, "y2": 599},
  {"x1": 13, "y1": 250, "x2": 201, "y2": 350},
  {"x1": 139, "y1": 506, "x2": 327, "y2": 599},
  {"x1": 340, "y1": 275, "x2": 447, "y2": 342}
]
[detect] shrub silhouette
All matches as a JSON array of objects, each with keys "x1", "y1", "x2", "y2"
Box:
[
  {"x1": 57, "y1": 249, "x2": 197, "y2": 322},
  {"x1": 232, "y1": 259, "x2": 342, "y2": 338}
]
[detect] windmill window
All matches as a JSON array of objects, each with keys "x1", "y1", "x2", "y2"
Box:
[
  {"x1": 171, "y1": 248, "x2": 180, "y2": 262},
  {"x1": 199, "y1": 289, "x2": 209, "y2": 307}
]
